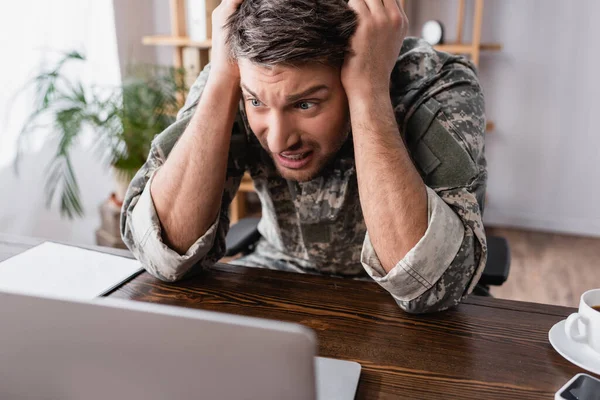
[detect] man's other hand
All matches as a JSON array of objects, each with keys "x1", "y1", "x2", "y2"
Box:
[
  {"x1": 210, "y1": 0, "x2": 244, "y2": 81},
  {"x1": 341, "y1": 0, "x2": 408, "y2": 97}
]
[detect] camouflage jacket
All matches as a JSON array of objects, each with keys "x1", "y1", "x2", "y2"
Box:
[{"x1": 121, "y1": 37, "x2": 488, "y2": 314}]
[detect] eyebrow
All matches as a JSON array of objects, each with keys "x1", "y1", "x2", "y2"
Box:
[{"x1": 240, "y1": 84, "x2": 329, "y2": 103}]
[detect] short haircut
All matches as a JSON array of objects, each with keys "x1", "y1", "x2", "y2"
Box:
[{"x1": 226, "y1": 0, "x2": 357, "y2": 68}]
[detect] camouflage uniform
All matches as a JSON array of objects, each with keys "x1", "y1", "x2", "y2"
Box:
[{"x1": 121, "y1": 37, "x2": 487, "y2": 314}]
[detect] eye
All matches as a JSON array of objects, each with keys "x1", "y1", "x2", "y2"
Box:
[
  {"x1": 249, "y1": 99, "x2": 262, "y2": 107},
  {"x1": 296, "y1": 101, "x2": 315, "y2": 110}
]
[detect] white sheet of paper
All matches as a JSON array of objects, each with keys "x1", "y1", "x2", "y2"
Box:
[{"x1": 0, "y1": 242, "x2": 143, "y2": 300}]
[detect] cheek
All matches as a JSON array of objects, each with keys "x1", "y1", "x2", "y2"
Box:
[{"x1": 305, "y1": 110, "x2": 348, "y2": 151}]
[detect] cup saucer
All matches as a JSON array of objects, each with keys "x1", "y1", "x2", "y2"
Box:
[{"x1": 548, "y1": 319, "x2": 600, "y2": 375}]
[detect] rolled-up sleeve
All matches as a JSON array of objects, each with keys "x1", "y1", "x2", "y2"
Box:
[
  {"x1": 362, "y1": 186, "x2": 464, "y2": 299},
  {"x1": 127, "y1": 172, "x2": 223, "y2": 281},
  {"x1": 361, "y1": 184, "x2": 486, "y2": 314}
]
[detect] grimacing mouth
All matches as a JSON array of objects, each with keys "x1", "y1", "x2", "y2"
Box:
[{"x1": 279, "y1": 152, "x2": 311, "y2": 160}]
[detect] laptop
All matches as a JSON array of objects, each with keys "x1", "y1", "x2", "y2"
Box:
[{"x1": 0, "y1": 291, "x2": 361, "y2": 400}]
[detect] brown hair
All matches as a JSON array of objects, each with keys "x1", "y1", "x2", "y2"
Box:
[{"x1": 226, "y1": 0, "x2": 357, "y2": 68}]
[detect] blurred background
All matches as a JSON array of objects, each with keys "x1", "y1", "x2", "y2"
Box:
[{"x1": 1, "y1": 0, "x2": 598, "y2": 307}]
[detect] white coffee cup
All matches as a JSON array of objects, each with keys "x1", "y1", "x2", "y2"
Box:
[{"x1": 565, "y1": 288, "x2": 600, "y2": 353}]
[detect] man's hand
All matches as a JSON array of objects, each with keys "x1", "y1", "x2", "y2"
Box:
[
  {"x1": 210, "y1": 0, "x2": 244, "y2": 81},
  {"x1": 341, "y1": 0, "x2": 408, "y2": 96}
]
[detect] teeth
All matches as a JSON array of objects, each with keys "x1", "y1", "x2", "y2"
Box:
[{"x1": 281, "y1": 153, "x2": 306, "y2": 160}]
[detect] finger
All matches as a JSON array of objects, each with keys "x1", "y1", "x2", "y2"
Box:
[
  {"x1": 347, "y1": 0, "x2": 370, "y2": 16},
  {"x1": 382, "y1": 0, "x2": 400, "y2": 12},
  {"x1": 383, "y1": 0, "x2": 407, "y2": 19},
  {"x1": 383, "y1": 0, "x2": 408, "y2": 25},
  {"x1": 362, "y1": 0, "x2": 385, "y2": 14}
]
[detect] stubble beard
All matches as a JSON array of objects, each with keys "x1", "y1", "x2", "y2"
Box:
[{"x1": 267, "y1": 131, "x2": 350, "y2": 182}]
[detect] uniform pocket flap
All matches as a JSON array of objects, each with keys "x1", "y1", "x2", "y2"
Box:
[{"x1": 406, "y1": 98, "x2": 477, "y2": 187}]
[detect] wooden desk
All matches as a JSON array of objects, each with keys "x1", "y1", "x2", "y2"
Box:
[{"x1": 1, "y1": 234, "x2": 594, "y2": 399}]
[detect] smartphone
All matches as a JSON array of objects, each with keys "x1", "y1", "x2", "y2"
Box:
[{"x1": 555, "y1": 373, "x2": 600, "y2": 400}]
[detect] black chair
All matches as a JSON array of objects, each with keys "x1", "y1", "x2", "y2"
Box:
[
  {"x1": 225, "y1": 218, "x2": 510, "y2": 296},
  {"x1": 225, "y1": 217, "x2": 263, "y2": 257}
]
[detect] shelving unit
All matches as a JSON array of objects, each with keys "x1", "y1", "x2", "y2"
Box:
[
  {"x1": 143, "y1": 0, "x2": 217, "y2": 71},
  {"x1": 143, "y1": 0, "x2": 501, "y2": 223},
  {"x1": 401, "y1": 0, "x2": 502, "y2": 66}
]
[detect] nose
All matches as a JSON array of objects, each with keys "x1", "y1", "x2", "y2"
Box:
[{"x1": 266, "y1": 112, "x2": 300, "y2": 154}]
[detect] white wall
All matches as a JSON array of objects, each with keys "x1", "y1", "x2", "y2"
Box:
[
  {"x1": 111, "y1": 0, "x2": 172, "y2": 74},
  {"x1": 0, "y1": 0, "x2": 120, "y2": 244},
  {"x1": 152, "y1": 0, "x2": 175, "y2": 66},
  {"x1": 408, "y1": 0, "x2": 600, "y2": 237}
]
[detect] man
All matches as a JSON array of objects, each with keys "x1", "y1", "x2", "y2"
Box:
[{"x1": 121, "y1": 0, "x2": 487, "y2": 313}]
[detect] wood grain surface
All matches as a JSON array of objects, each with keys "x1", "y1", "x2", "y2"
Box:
[{"x1": 1, "y1": 233, "x2": 594, "y2": 399}]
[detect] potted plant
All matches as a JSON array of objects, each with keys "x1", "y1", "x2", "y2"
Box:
[{"x1": 16, "y1": 51, "x2": 187, "y2": 219}]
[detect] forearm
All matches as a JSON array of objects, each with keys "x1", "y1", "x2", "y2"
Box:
[
  {"x1": 151, "y1": 75, "x2": 241, "y2": 254},
  {"x1": 349, "y1": 89, "x2": 427, "y2": 273}
]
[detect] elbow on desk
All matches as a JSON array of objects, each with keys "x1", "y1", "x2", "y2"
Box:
[
  {"x1": 121, "y1": 202, "x2": 223, "y2": 283},
  {"x1": 136, "y1": 252, "x2": 213, "y2": 283},
  {"x1": 143, "y1": 262, "x2": 186, "y2": 283},
  {"x1": 394, "y1": 295, "x2": 461, "y2": 315},
  {"x1": 125, "y1": 248, "x2": 189, "y2": 282},
  {"x1": 391, "y1": 275, "x2": 468, "y2": 314},
  {"x1": 120, "y1": 222, "x2": 213, "y2": 283},
  {"x1": 120, "y1": 224, "x2": 194, "y2": 283}
]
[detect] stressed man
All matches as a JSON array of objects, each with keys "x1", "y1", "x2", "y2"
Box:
[{"x1": 121, "y1": 0, "x2": 487, "y2": 313}]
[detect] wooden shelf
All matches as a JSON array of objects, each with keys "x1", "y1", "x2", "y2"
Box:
[
  {"x1": 142, "y1": 35, "x2": 212, "y2": 50},
  {"x1": 434, "y1": 43, "x2": 502, "y2": 55}
]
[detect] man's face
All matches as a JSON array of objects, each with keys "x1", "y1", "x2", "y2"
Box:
[{"x1": 239, "y1": 59, "x2": 350, "y2": 182}]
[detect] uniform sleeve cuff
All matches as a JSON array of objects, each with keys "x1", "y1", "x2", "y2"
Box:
[
  {"x1": 361, "y1": 186, "x2": 465, "y2": 301},
  {"x1": 129, "y1": 171, "x2": 220, "y2": 281}
]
